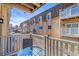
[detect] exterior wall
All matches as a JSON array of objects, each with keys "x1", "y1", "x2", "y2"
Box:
[
  {"x1": 60, "y1": 17, "x2": 79, "y2": 41},
  {"x1": 20, "y1": 3, "x2": 78, "y2": 41},
  {"x1": 42, "y1": 22, "x2": 47, "y2": 35},
  {"x1": 60, "y1": 4, "x2": 79, "y2": 41},
  {"x1": 46, "y1": 20, "x2": 52, "y2": 36},
  {"x1": 51, "y1": 17, "x2": 60, "y2": 38},
  {"x1": 61, "y1": 17, "x2": 79, "y2": 25},
  {"x1": 0, "y1": 4, "x2": 11, "y2": 55},
  {"x1": 37, "y1": 19, "x2": 43, "y2": 35},
  {"x1": 0, "y1": 4, "x2": 2, "y2": 36},
  {"x1": 2, "y1": 4, "x2": 9, "y2": 36}
]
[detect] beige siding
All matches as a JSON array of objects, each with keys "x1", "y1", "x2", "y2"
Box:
[
  {"x1": 42, "y1": 22, "x2": 47, "y2": 35},
  {"x1": 61, "y1": 17, "x2": 79, "y2": 42},
  {"x1": 51, "y1": 17, "x2": 60, "y2": 38},
  {"x1": 61, "y1": 17, "x2": 79, "y2": 25}
]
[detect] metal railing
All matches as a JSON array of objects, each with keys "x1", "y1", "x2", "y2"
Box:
[
  {"x1": 59, "y1": 4, "x2": 79, "y2": 19},
  {"x1": 1, "y1": 33, "x2": 79, "y2": 56}
]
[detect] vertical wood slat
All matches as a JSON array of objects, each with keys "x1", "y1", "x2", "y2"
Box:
[
  {"x1": 10, "y1": 37, "x2": 12, "y2": 53},
  {"x1": 78, "y1": 46, "x2": 79, "y2": 55},
  {"x1": 57, "y1": 41, "x2": 59, "y2": 56},
  {"x1": 20, "y1": 35, "x2": 22, "y2": 50},
  {"x1": 58, "y1": 41, "x2": 61, "y2": 56},
  {"x1": 44, "y1": 36, "x2": 47, "y2": 56},
  {"x1": 46, "y1": 38, "x2": 49, "y2": 56},
  {"x1": 47, "y1": 39, "x2": 51, "y2": 56},
  {"x1": 45, "y1": 36, "x2": 50, "y2": 56},
  {"x1": 60, "y1": 41, "x2": 63, "y2": 56},
  {"x1": 50, "y1": 39, "x2": 51, "y2": 56},
  {"x1": 65, "y1": 43, "x2": 68, "y2": 56},
  {"x1": 67, "y1": 44, "x2": 71, "y2": 56},
  {"x1": 48, "y1": 39, "x2": 51, "y2": 56},
  {"x1": 16, "y1": 35, "x2": 19, "y2": 51},
  {"x1": 17, "y1": 35, "x2": 19, "y2": 51},
  {"x1": 18, "y1": 35, "x2": 20, "y2": 51},
  {"x1": 61, "y1": 42, "x2": 65, "y2": 56},
  {"x1": 74, "y1": 45, "x2": 78, "y2": 56},
  {"x1": 53, "y1": 40, "x2": 55, "y2": 56},
  {"x1": 7, "y1": 37, "x2": 9, "y2": 54},
  {"x1": 2, "y1": 36, "x2": 5, "y2": 55},
  {"x1": 71, "y1": 44, "x2": 74, "y2": 56},
  {"x1": 50, "y1": 39, "x2": 53, "y2": 56},
  {"x1": 56, "y1": 40, "x2": 58, "y2": 56},
  {"x1": 54, "y1": 40, "x2": 57, "y2": 56},
  {"x1": 63, "y1": 43, "x2": 65, "y2": 56},
  {"x1": 47, "y1": 39, "x2": 49, "y2": 56}
]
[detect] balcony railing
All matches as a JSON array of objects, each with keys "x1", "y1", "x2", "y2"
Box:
[
  {"x1": 1, "y1": 33, "x2": 79, "y2": 56},
  {"x1": 31, "y1": 34, "x2": 79, "y2": 56},
  {"x1": 0, "y1": 34, "x2": 30, "y2": 56},
  {"x1": 61, "y1": 28, "x2": 79, "y2": 37},
  {"x1": 59, "y1": 4, "x2": 79, "y2": 19}
]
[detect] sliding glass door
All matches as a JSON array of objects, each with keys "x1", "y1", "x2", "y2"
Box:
[{"x1": 64, "y1": 22, "x2": 79, "y2": 35}]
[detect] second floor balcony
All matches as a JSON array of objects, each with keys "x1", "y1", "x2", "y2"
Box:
[
  {"x1": 59, "y1": 4, "x2": 79, "y2": 19},
  {"x1": 1, "y1": 33, "x2": 79, "y2": 56},
  {"x1": 61, "y1": 28, "x2": 79, "y2": 37}
]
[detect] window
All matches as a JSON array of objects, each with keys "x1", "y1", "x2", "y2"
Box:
[
  {"x1": 33, "y1": 23, "x2": 36, "y2": 27},
  {"x1": 33, "y1": 29, "x2": 36, "y2": 33},
  {"x1": 66, "y1": 24, "x2": 71, "y2": 28},
  {"x1": 39, "y1": 26, "x2": 43, "y2": 30},
  {"x1": 47, "y1": 12, "x2": 51, "y2": 21},
  {"x1": 36, "y1": 24, "x2": 39, "y2": 30},
  {"x1": 38, "y1": 16, "x2": 42, "y2": 22},
  {"x1": 72, "y1": 23, "x2": 78, "y2": 28},
  {"x1": 65, "y1": 23, "x2": 78, "y2": 28},
  {"x1": 64, "y1": 23, "x2": 79, "y2": 34},
  {"x1": 48, "y1": 25, "x2": 51, "y2": 29}
]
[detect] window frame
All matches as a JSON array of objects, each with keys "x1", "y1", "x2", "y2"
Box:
[
  {"x1": 47, "y1": 12, "x2": 51, "y2": 21},
  {"x1": 64, "y1": 22, "x2": 79, "y2": 34},
  {"x1": 38, "y1": 16, "x2": 42, "y2": 22},
  {"x1": 65, "y1": 22, "x2": 79, "y2": 28}
]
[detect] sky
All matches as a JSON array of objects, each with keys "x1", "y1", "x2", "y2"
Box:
[{"x1": 10, "y1": 3, "x2": 59, "y2": 26}]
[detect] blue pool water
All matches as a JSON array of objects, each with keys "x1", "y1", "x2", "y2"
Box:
[{"x1": 17, "y1": 46, "x2": 45, "y2": 56}]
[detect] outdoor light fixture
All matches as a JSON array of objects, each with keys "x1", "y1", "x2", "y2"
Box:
[
  {"x1": 0, "y1": 17, "x2": 3, "y2": 23},
  {"x1": 0, "y1": 4, "x2": 3, "y2": 23}
]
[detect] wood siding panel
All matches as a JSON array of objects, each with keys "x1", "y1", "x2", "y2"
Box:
[
  {"x1": 61, "y1": 17, "x2": 79, "y2": 24},
  {"x1": 51, "y1": 17, "x2": 60, "y2": 38}
]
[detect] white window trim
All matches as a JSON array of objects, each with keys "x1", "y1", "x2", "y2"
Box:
[
  {"x1": 38, "y1": 16, "x2": 42, "y2": 22},
  {"x1": 47, "y1": 12, "x2": 51, "y2": 21},
  {"x1": 64, "y1": 22, "x2": 79, "y2": 34},
  {"x1": 65, "y1": 22, "x2": 79, "y2": 28}
]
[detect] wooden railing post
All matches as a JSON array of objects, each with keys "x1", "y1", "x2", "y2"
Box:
[
  {"x1": 47, "y1": 35, "x2": 52, "y2": 56},
  {"x1": 44, "y1": 35, "x2": 47, "y2": 56},
  {"x1": 30, "y1": 33, "x2": 32, "y2": 40}
]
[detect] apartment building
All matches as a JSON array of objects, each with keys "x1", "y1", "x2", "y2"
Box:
[
  {"x1": 20, "y1": 20, "x2": 30, "y2": 33},
  {"x1": 60, "y1": 4, "x2": 79, "y2": 41},
  {"x1": 21, "y1": 3, "x2": 79, "y2": 42}
]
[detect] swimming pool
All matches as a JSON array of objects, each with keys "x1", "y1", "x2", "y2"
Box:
[{"x1": 17, "y1": 46, "x2": 45, "y2": 56}]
